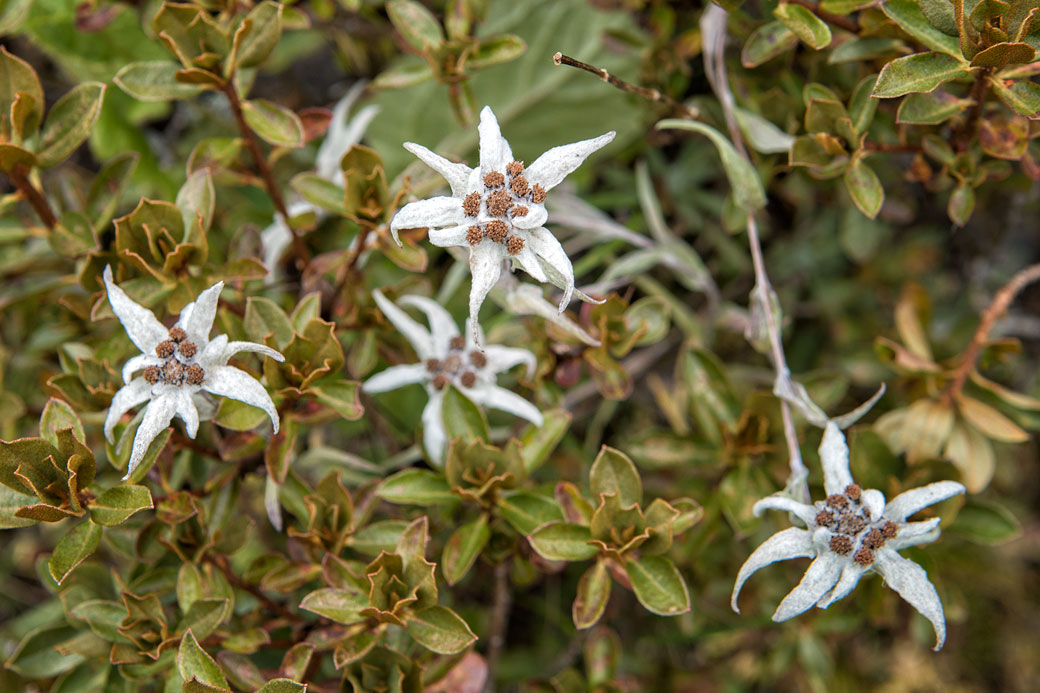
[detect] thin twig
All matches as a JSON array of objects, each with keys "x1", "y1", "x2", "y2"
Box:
[
  {"x1": 221, "y1": 80, "x2": 310, "y2": 267},
  {"x1": 483, "y1": 558, "x2": 513, "y2": 693},
  {"x1": 172, "y1": 431, "x2": 223, "y2": 461},
  {"x1": 553, "y1": 52, "x2": 699, "y2": 119},
  {"x1": 8, "y1": 165, "x2": 57, "y2": 229},
  {"x1": 787, "y1": 0, "x2": 859, "y2": 32},
  {"x1": 954, "y1": 69, "x2": 990, "y2": 152},
  {"x1": 204, "y1": 553, "x2": 297, "y2": 621},
  {"x1": 863, "y1": 141, "x2": 923, "y2": 154},
  {"x1": 942, "y1": 262, "x2": 1040, "y2": 403}
]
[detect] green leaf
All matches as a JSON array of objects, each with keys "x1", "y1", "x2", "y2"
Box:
[
  {"x1": 741, "y1": 21, "x2": 799, "y2": 68},
  {"x1": 498, "y1": 491, "x2": 565, "y2": 535},
  {"x1": 624, "y1": 555, "x2": 691, "y2": 616},
  {"x1": 386, "y1": 0, "x2": 445, "y2": 52},
  {"x1": 39, "y1": 398, "x2": 85, "y2": 449},
  {"x1": 405, "y1": 605, "x2": 477, "y2": 654},
  {"x1": 176, "y1": 167, "x2": 216, "y2": 236},
  {"x1": 844, "y1": 157, "x2": 884, "y2": 219},
  {"x1": 308, "y1": 380, "x2": 364, "y2": 420},
  {"x1": 69, "y1": 599, "x2": 125, "y2": 641},
  {"x1": 441, "y1": 385, "x2": 490, "y2": 444},
  {"x1": 0, "y1": 484, "x2": 37, "y2": 528},
  {"x1": 244, "y1": 296, "x2": 293, "y2": 348},
  {"x1": 989, "y1": 77, "x2": 1040, "y2": 117},
  {"x1": 469, "y1": 34, "x2": 527, "y2": 69},
  {"x1": 773, "y1": 3, "x2": 832, "y2": 49},
  {"x1": 377, "y1": 468, "x2": 458, "y2": 505},
  {"x1": 290, "y1": 172, "x2": 347, "y2": 215},
  {"x1": 372, "y1": 60, "x2": 436, "y2": 90},
  {"x1": 88, "y1": 485, "x2": 153, "y2": 526},
  {"x1": 655, "y1": 119, "x2": 766, "y2": 214},
  {"x1": 949, "y1": 498, "x2": 1021, "y2": 544},
  {"x1": 347, "y1": 519, "x2": 409, "y2": 555},
  {"x1": 528, "y1": 522, "x2": 598, "y2": 561},
  {"x1": 828, "y1": 37, "x2": 909, "y2": 64},
  {"x1": 242, "y1": 98, "x2": 303, "y2": 148},
  {"x1": 48, "y1": 521, "x2": 102, "y2": 585},
  {"x1": 520, "y1": 408, "x2": 571, "y2": 474},
  {"x1": 126, "y1": 427, "x2": 172, "y2": 484},
  {"x1": 4, "y1": 625, "x2": 84, "y2": 678},
  {"x1": 177, "y1": 598, "x2": 230, "y2": 642},
  {"x1": 572, "y1": 560, "x2": 611, "y2": 629},
  {"x1": 589, "y1": 447, "x2": 642, "y2": 507},
  {"x1": 872, "y1": 52, "x2": 971, "y2": 98},
  {"x1": 299, "y1": 587, "x2": 368, "y2": 624},
  {"x1": 970, "y1": 41, "x2": 1035, "y2": 67},
  {"x1": 177, "y1": 630, "x2": 229, "y2": 690},
  {"x1": 230, "y1": 1, "x2": 283, "y2": 72},
  {"x1": 255, "y1": 680, "x2": 308, "y2": 693},
  {"x1": 882, "y1": 0, "x2": 964, "y2": 57},
  {"x1": 896, "y1": 90, "x2": 974, "y2": 123},
  {"x1": 956, "y1": 395, "x2": 1030, "y2": 442},
  {"x1": 0, "y1": 45, "x2": 44, "y2": 141},
  {"x1": 441, "y1": 515, "x2": 491, "y2": 585},
  {"x1": 36, "y1": 82, "x2": 106, "y2": 168},
  {"x1": 114, "y1": 61, "x2": 206, "y2": 102},
  {"x1": 214, "y1": 398, "x2": 270, "y2": 432}
]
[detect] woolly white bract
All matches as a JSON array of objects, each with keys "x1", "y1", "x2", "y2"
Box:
[
  {"x1": 362, "y1": 289, "x2": 542, "y2": 466},
  {"x1": 102, "y1": 266, "x2": 284, "y2": 479},
  {"x1": 389, "y1": 105, "x2": 614, "y2": 342},
  {"x1": 731, "y1": 422, "x2": 966, "y2": 650}
]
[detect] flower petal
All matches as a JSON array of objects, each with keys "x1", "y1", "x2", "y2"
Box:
[
  {"x1": 429, "y1": 224, "x2": 471, "y2": 248},
  {"x1": 884, "y1": 481, "x2": 966, "y2": 522},
  {"x1": 363, "y1": 363, "x2": 428, "y2": 393},
  {"x1": 815, "y1": 561, "x2": 867, "y2": 608},
  {"x1": 887, "y1": 518, "x2": 942, "y2": 551},
  {"x1": 197, "y1": 334, "x2": 230, "y2": 370},
  {"x1": 105, "y1": 378, "x2": 153, "y2": 444},
  {"x1": 103, "y1": 266, "x2": 168, "y2": 354},
  {"x1": 477, "y1": 106, "x2": 512, "y2": 175},
  {"x1": 819, "y1": 421, "x2": 854, "y2": 496},
  {"x1": 861, "y1": 489, "x2": 886, "y2": 521},
  {"x1": 224, "y1": 341, "x2": 285, "y2": 363},
  {"x1": 467, "y1": 244, "x2": 506, "y2": 344},
  {"x1": 399, "y1": 295, "x2": 461, "y2": 355},
  {"x1": 122, "y1": 354, "x2": 161, "y2": 384},
  {"x1": 510, "y1": 240, "x2": 548, "y2": 283},
  {"x1": 752, "y1": 495, "x2": 818, "y2": 527},
  {"x1": 772, "y1": 552, "x2": 844, "y2": 622},
  {"x1": 126, "y1": 394, "x2": 178, "y2": 480},
  {"x1": 510, "y1": 204, "x2": 548, "y2": 230},
  {"x1": 174, "y1": 389, "x2": 200, "y2": 439},
  {"x1": 181, "y1": 280, "x2": 222, "y2": 346},
  {"x1": 421, "y1": 389, "x2": 447, "y2": 467},
  {"x1": 389, "y1": 196, "x2": 463, "y2": 244},
  {"x1": 465, "y1": 382, "x2": 543, "y2": 426},
  {"x1": 874, "y1": 546, "x2": 948, "y2": 650},
  {"x1": 203, "y1": 365, "x2": 280, "y2": 434},
  {"x1": 403, "y1": 142, "x2": 473, "y2": 197},
  {"x1": 731, "y1": 527, "x2": 814, "y2": 613},
  {"x1": 526, "y1": 227, "x2": 574, "y2": 310},
  {"x1": 482, "y1": 345, "x2": 536, "y2": 379},
  {"x1": 525, "y1": 131, "x2": 615, "y2": 192},
  {"x1": 372, "y1": 289, "x2": 435, "y2": 359}
]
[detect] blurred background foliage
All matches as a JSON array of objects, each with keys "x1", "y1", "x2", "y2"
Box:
[{"x1": 1, "y1": 0, "x2": 1039, "y2": 691}]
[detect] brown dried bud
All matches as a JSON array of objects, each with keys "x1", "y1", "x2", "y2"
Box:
[
  {"x1": 853, "y1": 547, "x2": 875, "y2": 567},
  {"x1": 506, "y1": 235, "x2": 525, "y2": 255},
  {"x1": 466, "y1": 226, "x2": 483, "y2": 246},
  {"x1": 506, "y1": 160, "x2": 524, "y2": 177},
  {"x1": 484, "y1": 171, "x2": 505, "y2": 188},
  {"x1": 485, "y1": 220, "x2": 509, "y2": 243},
  {"x1": 432, "y1": 374, "x2": 449, "y2": 390},
  {"x1": 162, "y1": 360, "x2": 184, "y2": 384},
  {"x1": 425, "y1": 358, "x2": 442, "y2": 373},
  {"x1": 449, "y1": 336, "x2": 466, "y2": 351},
  {"x1": 168, "y1": 327, "x2": 187, "y2": 342},
  {"x1": 531, "y1": 184, "x2": 546, "y2": 204},
  {"x1": 155, "y1": 340, "x2": 176, "y2": 358},
  {"x1": 185, "y1": 364, "x2": 205, "y2": 385},
  {"x1": 863, "y1": 528, "x2": 885, "y2": 549},
  {"x1": 463, "y1": 192, "x2": 482, "y2": 217},
  {"x1": 815, "y1": 510, "x2": 834, "y2": 528},
  {"x1": 844, "y1": 484, "x2": 862, "y2": 501},
  {"x1": 881, "y1": 521, "x2": 899, "y2": 539},
  {"x1": 510, "y1": 205, "x2": 529, "y2": 218},
  {"x1": 144, "y1": 366, "x2": 161, "y2": 384},
  {"x1": 460, "y1": 371, "x2": 477, "y2": 388},
  {"x1": 178, "y1": 341, "x2": 197, "y2": 358},
  {"x1": 826, "y1": 494, "x2": 848, "y2": 509},
  {"x1": 829, "y1": 535, "x2": 853, "y2": 555},
  {"x1": 510, "y1": 175, "x2": 530, "y2": 198},
  {"x1": 469, "y1": 351, "x2": 487, "y2": 368},
  {"x1": 487, "y1": 189, "x2": 512, "y2": 217},
  {"x1": 444, "y1": 354, "x2": 462, "y2": 373}
]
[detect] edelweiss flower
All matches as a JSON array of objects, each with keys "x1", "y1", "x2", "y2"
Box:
[
  {"x1": 731, "y1": 422, "x2": 966, "y2": 650},
  {"x1": 363, "y1": 290, "x2": 542, "y2": 466},
  {"x1": 102, "y1": 267, "x2": 284, "y2": 479},
  {"x1": 261, "y1": 83, "x2": 380, "y2": 273},
  {"x1": 390, "y1": 106, "x2": 614, "y2": 342}
]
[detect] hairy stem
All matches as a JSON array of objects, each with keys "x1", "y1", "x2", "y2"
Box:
[
  {"x1": 954, "y1": 69, "x2": 990, "y2": 152},
  {"x1": 205, "y1": 553, "x2": 297, "y2": 622},
  {"x1": 553, "y1": 52, "x2": 699, "y2": 119},
  {"x1": 8, "y1": 165, "x2": 57, "y2": 229},
  {"x1": 483, "y1": 558, "x2": 513, "y2": 693}
]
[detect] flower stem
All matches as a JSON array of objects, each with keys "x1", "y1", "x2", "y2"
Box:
[
  {"x1": 483, "y1": 558, "x2": 513, "y2": 693},
  {"x1": 552, "y1": 52, "x2": 699, "y2": 119},
  {"x1": 7, "y1": 165, "x2": 57, "y2": 229}
]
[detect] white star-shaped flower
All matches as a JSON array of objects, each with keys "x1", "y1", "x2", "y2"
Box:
[
  {"x1": 363, "y1": 289, "x2": 542, "y2": 466},
  {"x1": 102, "y1": 267, "x2": 285, "y2": 479},
  {"x1": 731, "y1": 422, "x2": 966, "y2": 650},
  {"x1": 389, "y1": 105, "x2": 614, "y2": 342},
  {"x1": 261, "y1": 83, "x2": 381, "y2": 273}
]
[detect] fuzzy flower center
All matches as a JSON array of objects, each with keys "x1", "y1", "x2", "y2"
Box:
[
  {"x1": 463, "y1": 160, "x2": 546, "y2": 256},
  {"x1": 815, "y1": 484, "x2": 899, "y2": 567},
  {"x1": 144, "y1": 328, "x2": 205, "y2": 387},
  {"x1": 424, "y1": 335, "x2": 484, "y2": 390}
]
